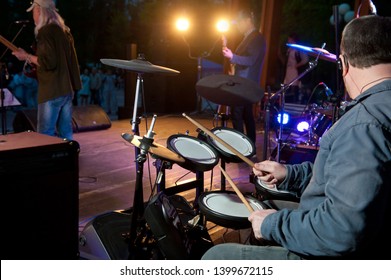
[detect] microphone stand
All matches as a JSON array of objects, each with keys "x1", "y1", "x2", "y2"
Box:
[
  {"x1": 262, "y1": 86, "x2": 271, "y2": 160},
  {"x1": 0, "y1": 23, "x2": 28, "y2": 61},
  {"x1": 0, "y1": 63, "x2": 9, "y2": 135},
  {"x1": 268, "y1": 47, "x2": 322, "y2": 163},
  {"x1": 1, "y1": 22, "x2": 29, "y2": 135},
  {"x1": 332, "y1": 5, "x2": 344, "y2": 124}
]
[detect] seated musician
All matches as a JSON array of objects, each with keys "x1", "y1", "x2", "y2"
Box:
[{"x1": 202, "y1": 15, "x2": 391, "y2": 260}]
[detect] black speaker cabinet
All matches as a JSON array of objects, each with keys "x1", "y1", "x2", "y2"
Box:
[{"x1": 0, "y1": 131, "x2": 80, "y2": 260}]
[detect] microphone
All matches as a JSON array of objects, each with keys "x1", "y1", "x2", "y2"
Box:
[
  {"x1": 311, "y1": 82, "x2": 334, "y2": 106},
  {"x1": 5, "y1": 66, "x2": 9, "y2": 80},
  {"x1": 14, "y1": 20, "x2": 30, "y2": 24},
  {"x1": 319, "y1": 82, "x2": 334, "y2": 98},
  {"x1": 145, "y1": 114, "x2": 157, "y2": 139}
]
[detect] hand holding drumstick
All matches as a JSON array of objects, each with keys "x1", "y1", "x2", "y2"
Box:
[
  {"x1": 219, "y1": 165, "x2": 277, "y2": 240},
  {"x1": 218, "y1": 165, "x2": 254, "y2": 213}
]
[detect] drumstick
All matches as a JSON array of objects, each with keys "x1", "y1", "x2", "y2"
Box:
[
  {"x1": 182, "y1": 113, "x2": 255, "y2": 168},
  {"x1": 218, "y1": 165, "x2": 254, "y2": 213}
]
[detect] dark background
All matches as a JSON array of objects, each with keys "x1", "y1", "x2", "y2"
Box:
[{"x1": 1, "y1": 0, "x2": 390, "y2": 114}]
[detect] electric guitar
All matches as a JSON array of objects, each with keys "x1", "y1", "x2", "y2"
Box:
[{"x1": 0, "y1": 34, "x2": 37, "y2": 79}]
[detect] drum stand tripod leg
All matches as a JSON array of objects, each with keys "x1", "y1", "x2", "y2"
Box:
[
  {"x1": 220, "y1": 159, "x2": 226, "y2": 191},
  {"x1": 217, "y1": 111, "x2": 230, "y2": 191}
]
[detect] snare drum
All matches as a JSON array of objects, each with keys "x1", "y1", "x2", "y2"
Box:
[
  {"x1": 198, "y1": 191, "x2": 266, "y2": 229},
  {"x1": 167, "y1": 134, "x2": 219, "y2": 172},
  {"x1": 255, "y1": 177, "x2": 299, "y2": 202},
  {"x1": 311, "y1": 113, "x2": 332, "y2": 138},
  {"x1": 206, "y1": 127, "x2": 255, "y2": 163}
]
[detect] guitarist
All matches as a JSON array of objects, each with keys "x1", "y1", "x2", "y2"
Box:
[
  {"x1": 222, "y1": 8, "x2": 266, "y2": 150},
  {"x1": 12, "y1": 0, "x2": 81, "y2": 140}
]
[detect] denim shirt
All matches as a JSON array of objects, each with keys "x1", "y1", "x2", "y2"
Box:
[{"x1": 261, "y1": 80, "x2": 391, "y2": 259}]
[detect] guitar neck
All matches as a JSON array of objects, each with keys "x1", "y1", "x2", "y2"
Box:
[
  {"x1": 221, "y1": 34, "x2": 227, "y2": 48},
  {"x1": 0, "y1": 35, "x2": 18, "y2": 52}
]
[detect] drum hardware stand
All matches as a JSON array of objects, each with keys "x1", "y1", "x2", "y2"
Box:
[
  {"x1": 305, "y1": 105, "x2": 320, "y2": 146},
  {"x1": 122, "y1": 115, "x2": 159, "y2": 259},
  {"x1": 268, "y1": 46, "x2": 323, "y2": 163},
  {"x1": 125, "y1": 56, "x2": 158, "y2": 259},
  {"x1": 215, "y1": 108, "x2": 231, "y2": 191},
  {"x1": 154, "y1": 158, "x2": 205, "y2": 205},
  {"x1": 99, "y1": 54, "x2": 181, "y2": 260}
]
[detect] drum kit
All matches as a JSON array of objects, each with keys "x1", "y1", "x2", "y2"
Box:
[
  {"x1": 265, "y1": 43, "x2": 339, "y2": 160},
  {"x1": 98, "y1": 41, "x2": 340, "y2": 258}
]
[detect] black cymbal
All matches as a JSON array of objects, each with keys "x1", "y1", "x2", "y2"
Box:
[
  {"x1": 196, "y1": 74, "x2": 264, "y2": 106},
  {"x1": 100, "y1": 58, "x2": 180, "y2": 75}
]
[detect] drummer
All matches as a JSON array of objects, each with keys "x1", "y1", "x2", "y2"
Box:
[{"x1": 203, "y1": 15, "x2": 391, "y2": 260}]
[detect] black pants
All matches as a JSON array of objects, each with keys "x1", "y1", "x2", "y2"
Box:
[
  {"x1": 231, "y1": 103, "x2": 256, "y2": 146},
  {"x1": 90, "y1": 89, "x2": 101, "y2": 105}
]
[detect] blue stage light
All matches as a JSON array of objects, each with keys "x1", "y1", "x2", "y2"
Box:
[
  {"x1": 277, "y1": 113, "x2": 290, "y2": 125},
  {"x1": 297, "y1": 121, "x2": 310, "y2": 132}
]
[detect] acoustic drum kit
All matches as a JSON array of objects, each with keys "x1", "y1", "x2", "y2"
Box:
[{"x1": 98, "y1": 42, "x2": 339, "y2": 258}]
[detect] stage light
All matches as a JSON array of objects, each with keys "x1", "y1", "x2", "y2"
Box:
[
  {"x1": 176, "y1": 18, "x2": 190, "y2": 32},
  {"x1": 297, "y1": 121, "x2": 310, "y2": 133},
  {"x1": 277, "y1": 113, "x2": 290, "y2": 125},
  {"x1": 216, "y1": 19, "x2": 229, "y2": 33}
]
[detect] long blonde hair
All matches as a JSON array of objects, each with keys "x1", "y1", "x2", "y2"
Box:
[{"x1": 35, "y1": 6, "x2": 70, "y2": 36}]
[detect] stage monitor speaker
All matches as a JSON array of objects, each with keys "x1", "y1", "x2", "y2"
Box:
[
  {"x1": 79, "y1": 211, "x2": 133, "y2": 260},
  {"x1": 0, "y1": 131, "x2": 80, "y2": 260},
  {"x1": 12, "y1": 105, "x2": 111, "y2": 133},
  {"x1": 273, "y1": 144, "x2": 319, "y2": 164},
  {"x1": 72, "y1": 105, "x2": 111, "y2": 132}
]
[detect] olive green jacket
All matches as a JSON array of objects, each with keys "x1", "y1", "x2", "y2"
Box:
[{"x1": 36, "y1": 23, "x2": 81, "y2": 103}]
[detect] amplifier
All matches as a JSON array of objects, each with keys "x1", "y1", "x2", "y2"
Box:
[{"x1": 0, "y1": 131, "x2": 79, "y2": 260}]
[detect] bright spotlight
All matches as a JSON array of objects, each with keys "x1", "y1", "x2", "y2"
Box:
[
  {"x1": 297, "y1": 121, "x2": 310, "y2": 132},
  {"x1": 176, "y1": 18, "x2": 190, "y2": 32},
  {"x1": 216, "y1": 19, "x2": 229, "y2": 33},
  {"x1": 277, "y1": 113, "x2": 290, "y2": 125}
]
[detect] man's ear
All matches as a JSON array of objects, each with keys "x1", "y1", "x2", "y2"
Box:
[{"x1": 340, "y1": 54, "x2": 349, "y2": 76}]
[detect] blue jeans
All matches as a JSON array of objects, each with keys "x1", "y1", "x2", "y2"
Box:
[
  {"x1": 202, "y1": 243, "x2": 302, "y2": 260},
  {"x1": 202, "y1": 200, "x2": 301, "y2": 260},
  {"x1": 37, "y1": 94, "x2": 74, "y2": 140}
]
